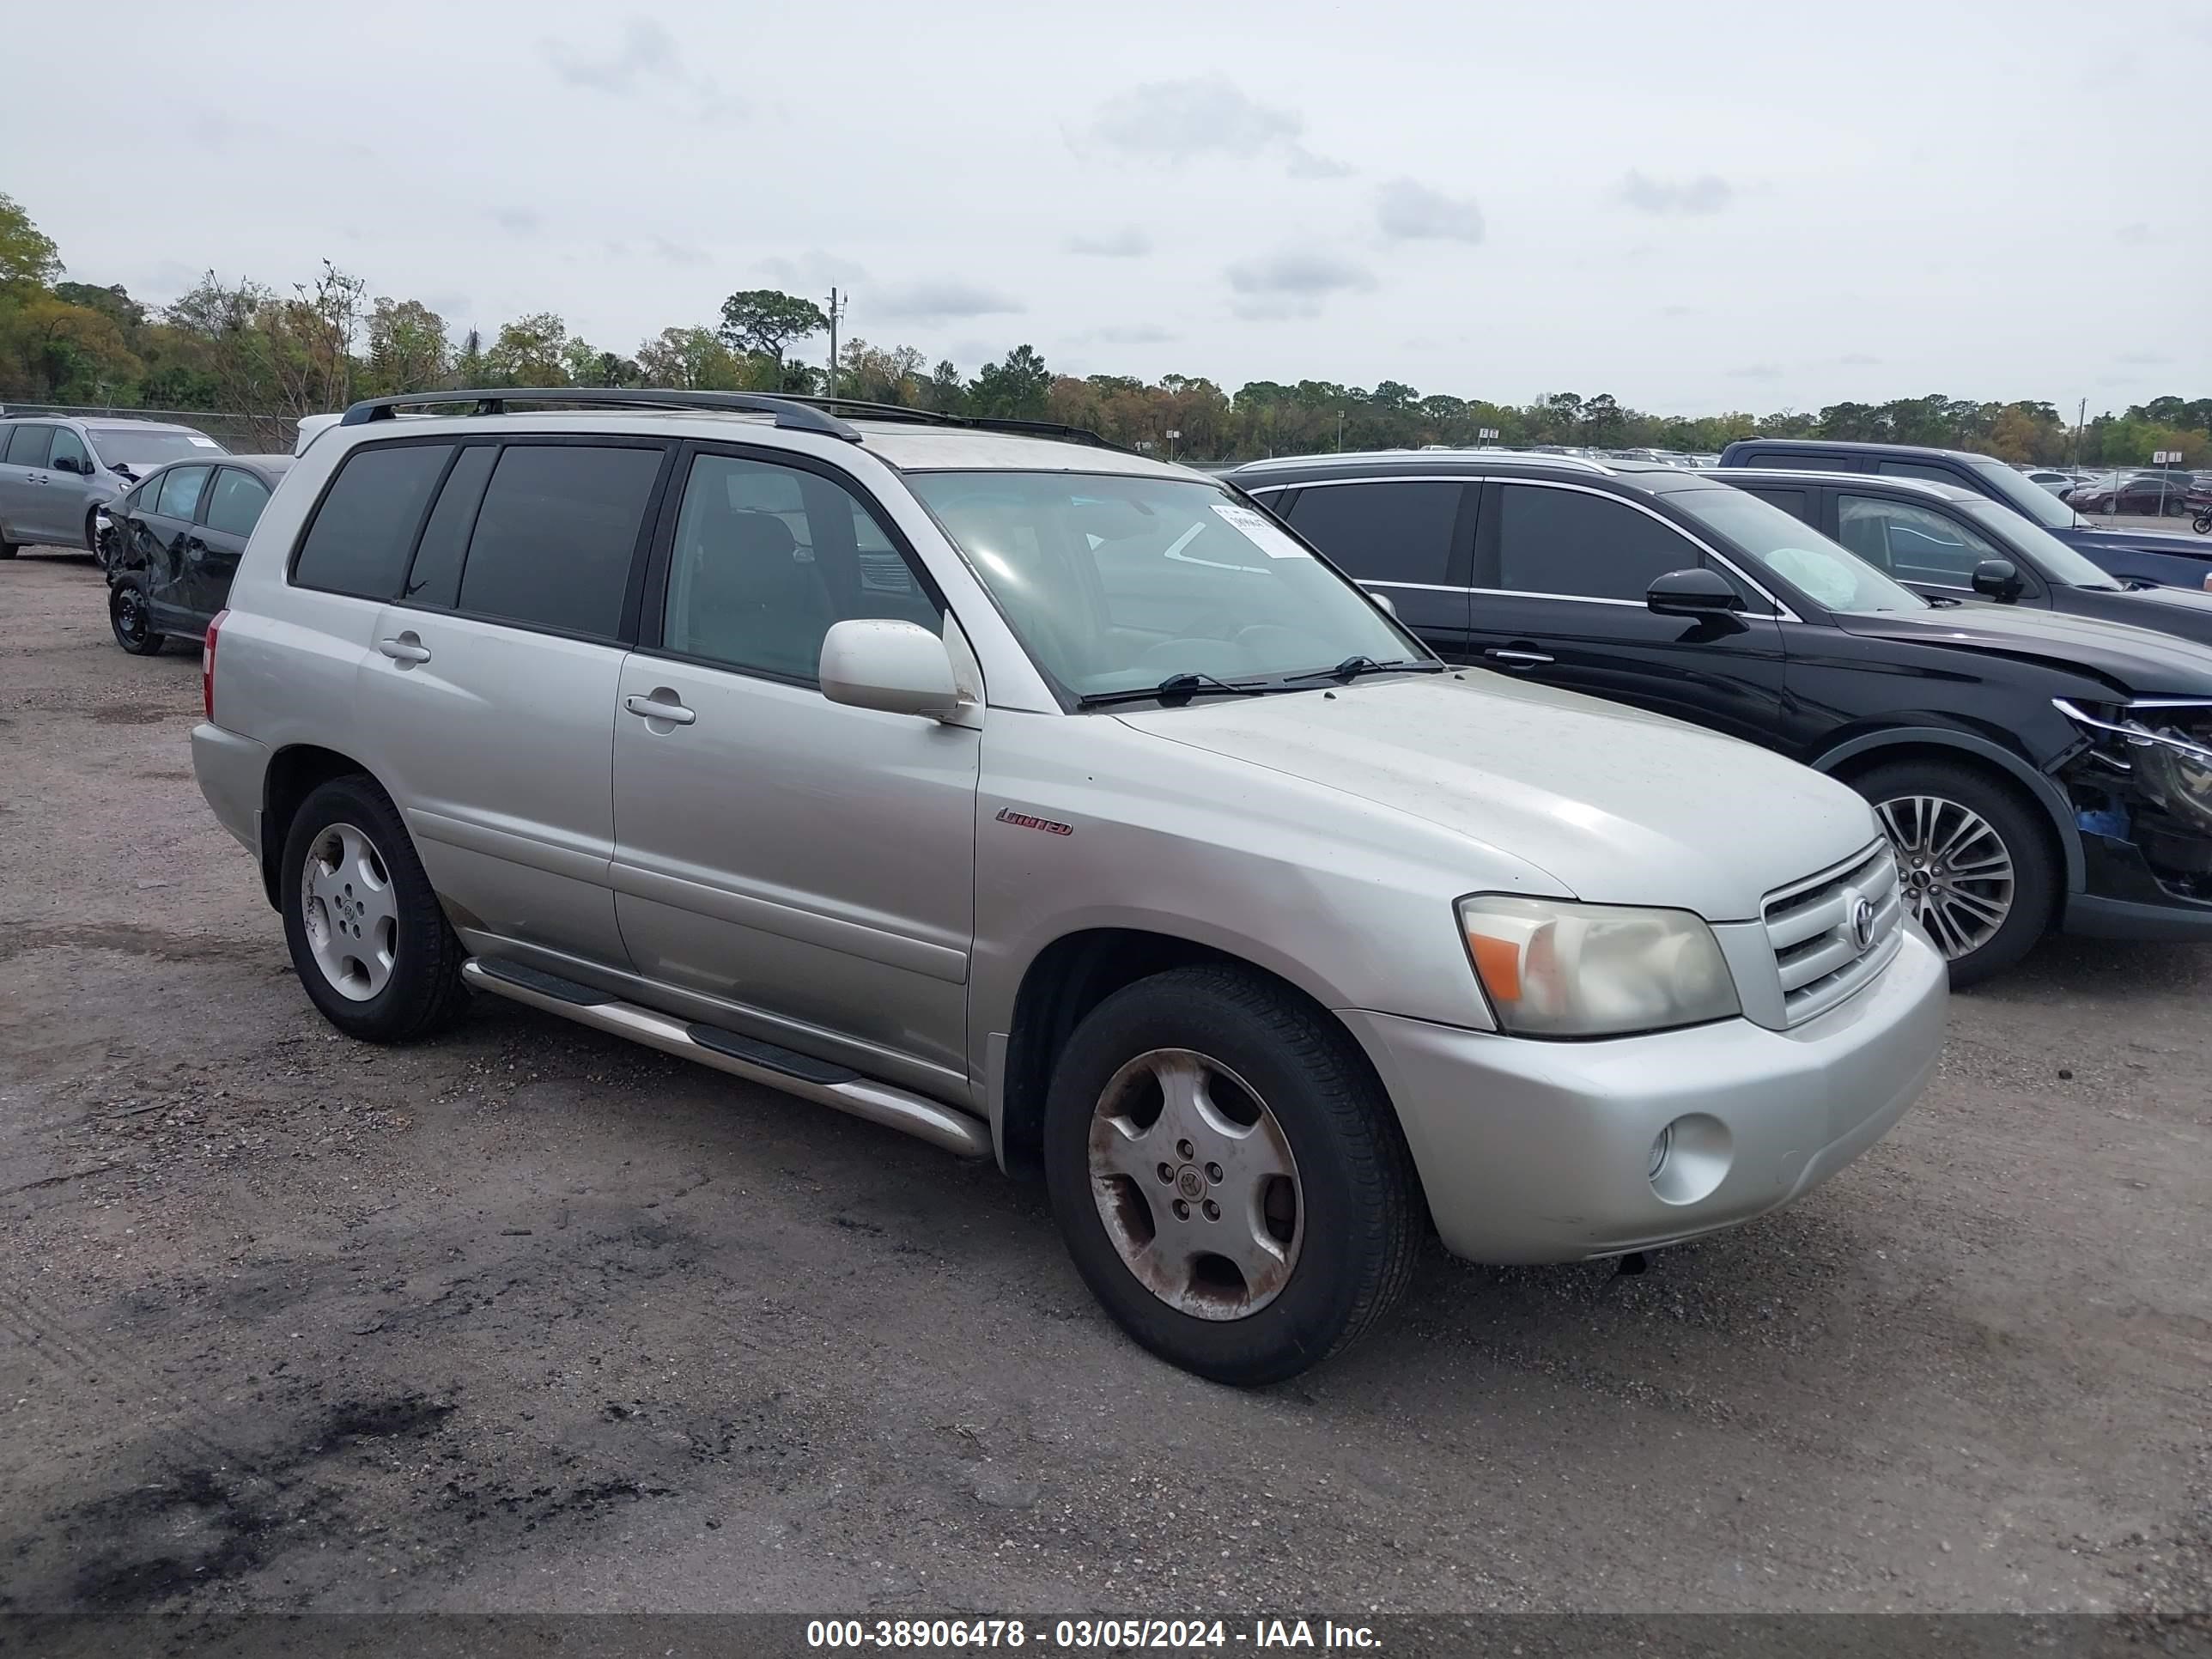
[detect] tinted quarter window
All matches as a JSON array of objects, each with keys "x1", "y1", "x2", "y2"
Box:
[
  {"x1": 204, "y1": 469, "x2": 271, "y2": 537},
  {"x1": 1878, "y1": 460, "x2": 1966, "y2": 487},
  {"x1": 1282, "y1": 481, "x2": 1462, "y2": 585},
  {"x1": 1838, "y1": 494, "x2": 1998, "y2": 583},
  {"x1": 3, "y1": 424, "x2": 53, "y2": 465},
  {"x1": 457, "y1": 443, "x2": 662, "y2": 639},
  {"x1": 1743, "y1": 486, "x2": 1811, "y2": 523},
  {"x1": 1495, "y1": 484, "x2": 1704, "y2": 602},
  {"x1": 401, "y1": 444, "x2": 496, "y2": 609},
  {"x1": 47, "y1": 427, "x2": 90, "y2": 472},
  {"x1": 293, "y1": 442, "x2": 453, "y2": 599},
  {"x1": 156, "y1": 465, "x2": 211, "y2": 521},
  {"x1": 659, "y1": 453, "x2": 939, "y2": 682}
]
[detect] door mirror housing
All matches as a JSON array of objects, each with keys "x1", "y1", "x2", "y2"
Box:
[
  {"x1": 818, "y1": 619, "x2": 966, "y2": 720},
  {"x1": 1647, "y1": 567, "x2": 1745, "y2": 616},
  {"x1": 1970, "y1": 558, "x2": 2023, "y2": 601},
  {"x1": 1365, "y1": 589, "x2": 1398, "y2": 617},
  {"x1": 52, "y1": 453, "x2": 83, "y2": 474}
]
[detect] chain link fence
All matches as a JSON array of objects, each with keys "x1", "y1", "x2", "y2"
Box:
[{"x1": 0, "y1": 402, "x2": 306, "y2": 455}]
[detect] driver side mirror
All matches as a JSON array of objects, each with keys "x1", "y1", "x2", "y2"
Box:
[
  {"x1": 1647, "y1": 567, "x2": 1745, "y2": 617},
  {"x1": 1970, "y1": 558, "x2": 2023, "y2": 601},
  {"x1": 1364, "y1": 589, "x2": 1398, "y2": 617},
  {"x1": 52, "y1": 453, "x2": 84, "y2": 474},
  {"x1": 818, "y1": 619, "x2": 966, "y2": 720}
]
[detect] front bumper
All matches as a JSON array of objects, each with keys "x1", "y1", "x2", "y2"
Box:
[{"x1": 1342, "y1": 928, "x2": 1948, "y2": 1264}]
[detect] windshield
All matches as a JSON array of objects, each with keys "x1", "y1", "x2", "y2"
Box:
[
  {"x1": 1966, "y1": 457, "x2": 2075, "y2": 530},
  {"x1": 1670, "y1": 487, "x2": 1926, "y2": 613},
  {"x1": 903, "y1": 471, "x2": 1419, "y2": 701},
  {"x1": 87, "y1": 426, "x2": 225, "y2": 468},
  {"x1": 1961, "y1": 501, "x2": 2120, "y2": 590}
]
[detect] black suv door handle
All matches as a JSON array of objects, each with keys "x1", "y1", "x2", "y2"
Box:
[{"x1": 1485, "y1": 647, "x2": 1555, "y2": 668}]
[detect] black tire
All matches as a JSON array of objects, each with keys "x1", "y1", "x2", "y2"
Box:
[
  {"x1": 1042, "y1": 965, "x2": 1422, "y2": 1386},
  {"x1": 279, "y1": 775, "x2": 470, "y2": 1042},
  {"x1": 88, "y1": 511, "x2": 110, "y2": 568},
  {"x1": 0, "y1": 538, "x2": 16, "y2": 560},
  {"x1": 1850, "y1": 758, "x2": 2057, "y2": 988},
  {"x1": 108, "y1": 581, "x2": 167, "y2": 655}
]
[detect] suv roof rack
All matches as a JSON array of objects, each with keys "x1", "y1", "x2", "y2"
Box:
[
  {"x1": 335, "y1": 388, "x2": 1125, "y2": 453},
  {"x1": 337, "y1": 387, "x2": 865, "y2": 443}
]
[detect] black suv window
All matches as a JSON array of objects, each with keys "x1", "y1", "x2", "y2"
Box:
[
  {"x1": 1740, "y1": 485, "x2": 1811, "y2": 523},
  {"x1": 1282, "y1": 481, "x2": 1462, "y2": 586},
  {"x1": 456, "y1": 443, "x2": 664, "y2": 639},
  {"x1": 1495, "y1": 483, "x2": 1705, "y2": 602},
  {"x1": 294, "y1": 442, "x2": 453, "y2": 599}
]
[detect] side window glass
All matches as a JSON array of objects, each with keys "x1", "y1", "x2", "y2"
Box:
[
  {"x1": 3, "y1": 424, "x2": 54, "y2": 466},
  {"x1": 660, "y1": 453, "x2": 940, "y2": 683},
  {"x1": 156, "y1": 465, "x2": 211, "y2": 521},
  {"x1": 1495, "y1": 485, "x2": 1702, "y2": 602},
  {"x1": 1282, "y1": 481, "x2": 1462, "y2": 585},
  {"x1": 456, "y1": 444, "x2": 663, "y2": 638},
  {"x1": 401, "y1": 445, "x2": 496, "y2": 609},
  {"x1": 203, "y1": 469, "x2": 271, "y2": 537},
  {"x1": 292, "y1": 442, "x2": 453, "y2": 599},
  {"x1": 48, "y1": 428, "x2": 90, "y2": 473},
  {"x1": 1743, "y1": 487, "x2": 1811, "y2": 523},
  {"x1": 1878, "y1": 460, "x2": 1966, "y2": 487},
  {"x1": 1838, "y1": 495, "x2": 1997, "y2": 583}
]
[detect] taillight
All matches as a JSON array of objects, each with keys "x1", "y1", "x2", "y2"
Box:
[{"x1": 204, "y1": 608, "x2": 228, "y2": 722}]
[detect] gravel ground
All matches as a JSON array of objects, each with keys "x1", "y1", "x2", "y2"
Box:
[{"x1": 1, "y1": 546, "x2": 2207, "y2": 1623}]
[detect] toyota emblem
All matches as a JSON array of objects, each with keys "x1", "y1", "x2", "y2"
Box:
[{"x1": 1850, "y1": 896, "x2": 1877, "y2": 951}]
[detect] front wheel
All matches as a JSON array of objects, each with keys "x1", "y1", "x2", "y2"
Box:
[
  {"x1": 2192, "y1": 510, "x2": 2211, "y2": 536},
  {"x1": 1852, "y1": 760, "x2": 2056, "y2": 988},
  {"x1": 279, "y1": 775, "x2": 470, "y2": 1042},
  {"x1": 1042, "y1": 965, "x2": 1422, "y2": 1385},
  {"x1": 108, "y1": 583, "x2": 166, "y2": 654}
]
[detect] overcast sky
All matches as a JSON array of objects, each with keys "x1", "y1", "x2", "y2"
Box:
[{"x1": 11, "y1": 0, "x2": 2209, "y2": 415}]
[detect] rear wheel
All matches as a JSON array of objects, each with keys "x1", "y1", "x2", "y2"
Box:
[
  {"x1": 279, "y1": 775, "x2": 470, "y2": 1042},
  {"x1": 1042, "y1": 965, "x2": 1421, "y2": 1385},
  {"x1": 108, "y1": 582, "x2": 166, "y2": 654},
  {"x1": 1851, "y1": 759, "x2": 2055, "y2": 988}
]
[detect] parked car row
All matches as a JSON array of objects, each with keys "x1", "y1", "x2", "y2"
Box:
[
  {"x1": 0, "y1": 413, "x2": 229, "y2": 561},
  {"x1": 15, "y1": 389, "x2": 2211, "y2": 1382}
]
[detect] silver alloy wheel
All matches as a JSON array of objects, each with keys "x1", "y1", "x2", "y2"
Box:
[
  {"x1": 301, "y1": 822, "x2": 398, "y2": 1001},
  {"x1": 1875, "y1": 793, "x2": 2015, "y2": 961},
  {"x1": 1086, "y1": 1048, "x2": 1304, "y2": 1322}
]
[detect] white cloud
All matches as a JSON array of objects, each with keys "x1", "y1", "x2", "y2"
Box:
[
  {"x1": 1066, "y1": 228, "x2": 1152, "y2": 258},
  {"x1": 875, "y1": 282, "x2": 1026, "y2": 323},
  {"x1": 1376, "y1": 179, "x2": 1485, "y2": 243},
  {"x1": 1614, "y1": 172, "x2": 1735, "y2": 216},
  {"x1": 1226, "y1": 251, "x2": 1377, "y2": 319}
]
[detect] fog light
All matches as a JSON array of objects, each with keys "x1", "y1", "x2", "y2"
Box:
[
  {"x1": 1648, "y1": 1123, "x2": 1674, "y2": 1181},
  {"x1": 1649, "y1": 1113, "x2": 1732, "y2": 1206}
]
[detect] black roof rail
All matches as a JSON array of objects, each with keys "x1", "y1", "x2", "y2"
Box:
[
  {"x1": 769, "y1": 394, "x2": 1122, "y2": 452},
  {"x1": 336, "y1": 387, "x2": 863, "y2": 442}
]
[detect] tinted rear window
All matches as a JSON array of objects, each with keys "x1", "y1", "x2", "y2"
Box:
[
  {"x1": 3, "y1": 424, "x2": 53, "y2": 466},
  {"x1": 293, "y1": 443, "x2": 453, "y2": 599},
  {"x1": 401, "y1": 444, "x2": 497, "y2": 609},
  {"x1": 454, "y1": 444, "x2": 662, "y2": 638},
  {"x1": 1282, "y1": 481, "x2": 1462, "y2": 585}
]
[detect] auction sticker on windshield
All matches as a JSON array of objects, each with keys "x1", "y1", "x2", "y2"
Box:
[{"x1": 1212, "y1": 502, "x2": 1310, "y2": 558}]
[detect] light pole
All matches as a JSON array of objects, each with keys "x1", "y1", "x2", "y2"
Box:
[{"x1": 1336, "y1": 410, "x2": 1344, "y2": 451}]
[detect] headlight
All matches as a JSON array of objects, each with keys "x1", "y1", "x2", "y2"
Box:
[
  {"x1": 2055, "y1": 699, "x2": 2212, "y2": 828},
  {"x1": 1457, "y1": 896, "x2": 1740, "y2": 1038}
]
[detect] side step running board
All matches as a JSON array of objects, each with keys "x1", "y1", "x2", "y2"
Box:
[{"x1": 462, "y1": 958, "x2": 991, "y2": 1159}]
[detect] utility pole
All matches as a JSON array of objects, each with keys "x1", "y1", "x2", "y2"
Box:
[
  {"x1": 1336, "y1": 410, "x2": 1345, "y2": 451},
  {"x1": 825, "y1": 287, "x2": 844, "y2": 398},
  {"x1": 2073, "y1": 396, "x2": 2085, "y2": 470}
]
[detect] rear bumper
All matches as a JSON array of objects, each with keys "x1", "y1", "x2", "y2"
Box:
[
  {"x1": 191, "y1": 722, "x2": 266, "y2": 860},
  {"x1": 1342, "y1": 929, "x2": 1948, "y2": 1264}
]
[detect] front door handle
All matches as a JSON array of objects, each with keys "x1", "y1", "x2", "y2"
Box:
[
  {"x1": 624, "y1": 691, "x2": 696, "y2": 726},
  {"x1": 377, "y1": 634, "x2": 432, "y2": 665},
  {"x1": 1484, "y1": 647, "x2": 1555, "y2": 667}
]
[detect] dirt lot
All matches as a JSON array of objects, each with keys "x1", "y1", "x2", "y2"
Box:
[{"x1": 1, "y1": 547, "x2": 2207, "y2": 1622}]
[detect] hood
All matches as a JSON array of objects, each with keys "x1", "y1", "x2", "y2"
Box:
[
  {"x1": 1834, "y1": 602, "x2": 2212, "y2": 696},
  {"x1": 1115, "y1": 673, "x2": 1879, "y2": 923},
  {"x1": 2056, "y1": 523, "x2": 2212, "y2": 561}
]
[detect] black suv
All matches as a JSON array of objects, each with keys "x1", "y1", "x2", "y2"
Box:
[
  {"x1": 1717, "y1": 438, "x2": 2212, "y2": 591},
  {"x1": 1715, "y1": 468, "x2": 2212, "y2": 647},
  {"x1": 1227, "y1": 452, "x2": 2212, "y2": 983}
]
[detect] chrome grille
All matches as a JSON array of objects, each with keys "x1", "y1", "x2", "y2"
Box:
[{"x1": 1762, "y1": 841, "x2": 1905, "y2": 1024}]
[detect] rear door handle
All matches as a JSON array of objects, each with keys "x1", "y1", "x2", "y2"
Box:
[
  {"x1": 1484, "y1": 647, "x2": 1555, "y2": 667},
  {"x1": 624, "y1": 692, "x2": 696, "y2": 726},
  {"x1": 377, "y1": 635, "x2": 432, "y2": 664}
]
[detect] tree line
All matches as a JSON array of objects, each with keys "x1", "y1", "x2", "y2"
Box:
[{"x1": 3, "y1": 194, "x2": 2204, "y2": 467}]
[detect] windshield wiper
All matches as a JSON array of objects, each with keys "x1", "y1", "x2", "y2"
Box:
[
  {"x1": 1282, "y1": 655, "x2": 1445, "y2": 684},
  {"x1": 1077, "y1": 672, "x2": 1278, "y2": 708}
]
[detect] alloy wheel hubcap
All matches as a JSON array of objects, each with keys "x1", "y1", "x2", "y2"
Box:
[
  {"x1": 1875, "y1": 793, "x2": 2014, "y2": 961},
  {"x1": 301, "y1": 823, "x2": 398, "y2": 1000},
  {"x1": 1086, "y1": 1048, "x2": 1303, "y2": 1321}
]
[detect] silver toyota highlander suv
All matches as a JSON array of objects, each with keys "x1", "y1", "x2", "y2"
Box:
[{"x1": 190, "y1": 389, "x2": 1948, "y2": 1384}]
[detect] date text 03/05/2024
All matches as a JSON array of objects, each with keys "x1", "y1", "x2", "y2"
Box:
[{"x1": 805, "y1": 1618, "x2": 1381, "y2": 1650}]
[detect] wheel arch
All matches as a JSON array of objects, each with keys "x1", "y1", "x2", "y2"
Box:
[
  {"x1": 1812, "y1": 726, "x2": 2082, "y2": 894},
  {"x1": 993, "y1": 927, "x2": 1399, "y2": 1188},
  {"x1": 259, "y1": 744, "x2": 378, "y2": 909}
]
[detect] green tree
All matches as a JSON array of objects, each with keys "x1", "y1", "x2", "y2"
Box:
[
  {"x1": 0, "y1": 193, "x2": 62, "y2": 293},
  {"x1": 922, "y1": 358, "x2": 966, "y2": 414},
  {"x1": 636, "y1": 325, "x2": 750, "y2": 389},
  {"x1": 363, "y1": 297, "x2": 450, "y2": 395},
  {"x1": 483, "y1": 312, "x2": 572, "y2": 385},
  {"x1": 969, "y1": 345, "x2": 1051, "y2": 419},
  {"x1": 716, "y1": 289, "x2": 828, "y2": 370}
]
